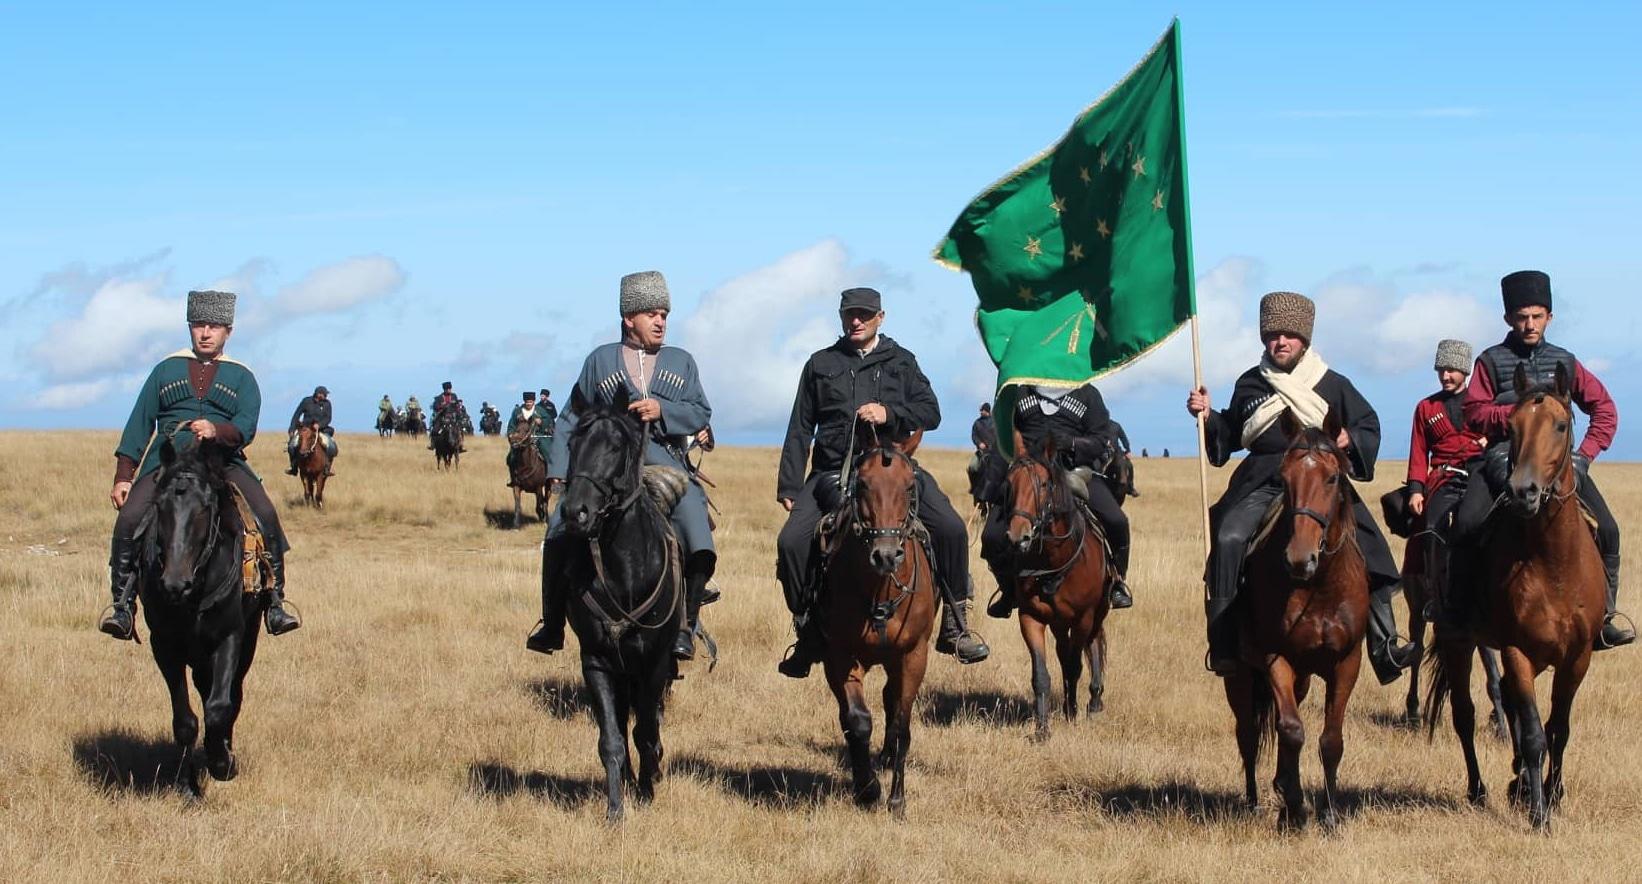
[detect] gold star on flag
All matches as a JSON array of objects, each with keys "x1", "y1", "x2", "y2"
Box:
[
  {"x1": 1132, "y1": 155, "x2": 1147, "y2": 178},
  {"x1": 1096, "y1": 218, "x2": 1111, "y2": 238},
  {"x1": 1068, "y1": 242, "x2": 1084, "y2": 262},
  {"x1": 1016, "y1": 285, "x2": 1034, "y2": 303},
  {"x1": 1023, "y1": 236, "x2": 1043, "y2": 259},
  {"x1": 1098, "y1": 149, "x2": 1109, "y2": 170},
  {"x1": 1078, "y1": 166, "x2": 1091, "y2": 184},
  {"x1": 1050, "y1": 195, "x2": 1067, "y2": 214},
  {"x1": 1152, "y1": 189, "x2": 1166, "y2": 211}
]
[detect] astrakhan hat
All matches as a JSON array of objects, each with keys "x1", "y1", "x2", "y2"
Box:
[
  {"x1": 522, "y1": 390, "x2": 536, "y2": 400},
  {"x1": 1258, "y1": 291, "x2": 1315, "y2": 342},
  {"x1": 186, "y1": 290, "x2": 236, "y2": 326},
  {"x1": 1434, "y1": 339, "x2": 1473, "y2": 374},
  {"x1": 1502, "y1": 270, "x2": 1552, "y2": 313},
  {"x1": 620, "y1": 271, "x2": 671, "y2": 315}
]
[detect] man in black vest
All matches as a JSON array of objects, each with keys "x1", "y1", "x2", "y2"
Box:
[
  {"x1": 1186, "y1": 291, "x2": 1416, "y2": 684},
  {"x1": 774, "y1": 287, "x2": 990, "y2": 677},
  {"x1": 1452, "y1": 270, "x2": 1631, "y2": 649}
]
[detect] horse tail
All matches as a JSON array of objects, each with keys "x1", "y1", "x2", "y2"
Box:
[
  {"x1": 1251, "y1": 670, "x2": 1276, "y2": 769},
  {"x1": 1422, "y1": 639, "x2": 1452, "y2": 739}
]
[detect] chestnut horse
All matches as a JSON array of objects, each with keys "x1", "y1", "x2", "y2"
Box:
[
  {"x1": 295, "y1": 423, "x2": 330, "y2": 509},
  {"x1": 1225, "y1": 410, "x2": 1368, "y2": 830},
  {"x1": 1425, "y1": 363, "x2": 1604, "y2": 831},
  {"x1": 508, "y1": 421, "x2": 550, "y2": 528},
  {"x1": 998, "y1": 437, "x2": 1111, "y2": 742},
  {"x1": 819, "y1": 427, "x2": 936, "y2": 818}
]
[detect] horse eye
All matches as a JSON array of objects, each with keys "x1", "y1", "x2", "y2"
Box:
[{"x1": 1555, "y1": 421, "x2": 1568, "y2": 433}]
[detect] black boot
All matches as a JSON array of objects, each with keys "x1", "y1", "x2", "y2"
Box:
[
  {"x1": 1367, "y1": 584, "x2": 1415, "y2": 685},
  {"x1": 284, "y1": 450, "x2": 298, "y2": 476},
  {"x1": 98, "y1": 536, "x2": 141, "y2": 640},
  {"x1": 262, "y1": 549, "x2": 301, "y2": 635},
  {"x1": 1596, "y1": 553, "x2": 1635, "y2": 650},
  {"x1": 673, "y1": 564, "x2": 709, "y2": 661},
  {"x1": 778, "y1": 614, "x2": 826, "y2": 679},
  {"x1": 526, "y1": 537, "x2": 567, "y2": 655},
  {"x1": 1109, "y1": 540, "x2": 1133, "y2": 609},
  {"x1": 934, "y1": 585, "x2": 990, "y2": 663},
  {"x1": 1205, "y1": 596, "x2": 1238, "y2": 675},
  {"x1": 984, "y1": 557, "x2": 1016, "y2": 618}
]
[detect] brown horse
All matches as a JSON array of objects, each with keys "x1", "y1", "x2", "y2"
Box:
[
  {"x1": 1425, "y1": 362, "x2": 1604, "y2": 831},
  {"x1": 295, "y1": 423, "x2": 330, "y2": 509},
  {"x1": 819, "y1": 428, "x2": 937, "y2": 818},
  {"x1": 1225, "y1": 410, "x2": 1368, "y2": 830},
  {"x1": 508, "y1": 422, "x2": 550, "y2": 528},
  {"x1": 998, "y1": 437, "x2": 1111, "y2": 742},
  {"x1": 1399, "y1": 523, "x2": 1506, "y2": 735}
]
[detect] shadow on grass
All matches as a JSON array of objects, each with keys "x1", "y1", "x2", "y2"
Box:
[
  {"x1": 919, "y1": 689, "x2": 1034, "y2": 727},
  {"x1": 524, "y1": 675, "x2": 592, "y2": 721},
  {"x1": 482, "y1": 506, "x2": 546, "y2": 530},
  {"x1": 1368, "y1": 710, "x2": 1423, "y2": 732},
  {"x1": 467, "y1": 761, "x2": 601, "y2": 809},
  {"x1": 672, "y1": 754, "x2": 839, "y2": 809},
  {"x1": 1053, "y1": 779, "x2": 1463, "y2": 826},
  {"x1": 72, "y1": 730, "x2": 188, "y2": 796}
]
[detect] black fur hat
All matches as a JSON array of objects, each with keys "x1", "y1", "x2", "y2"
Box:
[{"x1": 1502, "y1": 270, "x2": 1552, "y2": 313}]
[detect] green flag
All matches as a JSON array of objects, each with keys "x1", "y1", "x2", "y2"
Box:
[{"x1": 935, "y1": 20, "x2": 1195, "y2": 451}]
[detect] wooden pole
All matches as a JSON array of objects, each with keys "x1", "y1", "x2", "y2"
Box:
[{"x1": 1191, "y1": 314, "x2": 1212, "y2": 570}]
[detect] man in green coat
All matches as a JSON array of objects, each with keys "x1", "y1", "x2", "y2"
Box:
[
  {"x1": 505, "y1": 390, "x2": 553, "y2": 474},
  {"x1": 99, "y1": 290, "x2": 301, "y2": 640}
]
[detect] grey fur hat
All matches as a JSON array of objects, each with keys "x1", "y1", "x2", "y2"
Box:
[
  {"x1": 1259, "y1": 291, "x2": 1315, "y2": 342},
  {"x1": 186, "y1": 290, "x2": 236, "y2": 326},
  {"x1": 620, "y1": 271, "x2": 670, "y2": 315},
  {"x1": 1434, "y1": 338, "x2": 1473, "y2": 374}
]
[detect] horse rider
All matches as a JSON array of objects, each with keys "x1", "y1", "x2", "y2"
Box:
[
  {"x1": 1185, "y1": 291, "x2": 1415, "y2": 684},
  {"x1": 378, "y1": 393, "x2": 396, "y2": 427},
  {"x1": 457, "y1": 398, "x2": 474, "y2": 434},
  {"x1": 100, "y1": 290, "x2": 300, "y2": 640},
  {"x1": 1451, "y1": 270, "x2": 1632, "y2": 649},
  {"x1": 505, "y1": 390, "x2": 553, "y2": 479},
  {"x1": 526, "y1": 271, "x2": 717, "y2": 662},
  {"x1": 537, "y1": 388, "x2": 558, "y2": 428},
  {"x1": 286, "y1": 385, "x2": 338, "y2": 476},
  {"x1": 427, "y1": 381, "x2": 466, "y2": 451},
  {"x1": 405, "y1": 394, "x2": 423, "y2": 422},
  {"x1": 1398, "y1": 339, "x2": 1487, "y2": 618},
  {"x1": 981, "y1": 382, "x2": 1133, "y2": 618},
  {"x1": 479, "y1": 400, "x2": 500, "y2": 433},
  {"x1": 971, "y1": 402, "x2": 997, "y2": 452},
  {"x1": 774, "y1": 286, "x2": 990, "y2": 679}
]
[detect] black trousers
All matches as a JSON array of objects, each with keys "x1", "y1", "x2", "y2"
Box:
[
  {"x1": 980, "y1": 475, "x2": 1130, "y2": 574},
  {"x1": 1207, "y1": 485, "x2": 1283, "y2": 603},
  {"x1": 113, "y1": 465, "x2": 288, "y2": 560},
  {"x1": 776, "y1": 469, "x2": 971, "y2": 618}
]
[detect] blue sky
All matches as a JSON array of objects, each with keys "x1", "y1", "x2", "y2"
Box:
[{"x1": 3, "y1": 1, "x2": 1640, "y2": 459}]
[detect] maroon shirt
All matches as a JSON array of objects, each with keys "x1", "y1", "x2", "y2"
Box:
[{"x1": 113, "y1": 356, "x2": 244, "y2": 483}]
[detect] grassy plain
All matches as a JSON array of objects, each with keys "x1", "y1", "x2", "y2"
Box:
[{"x1": 2, "y1": 430, "x2": 1640, "y2": 882}]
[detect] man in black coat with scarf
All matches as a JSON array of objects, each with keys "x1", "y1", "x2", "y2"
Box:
[{"x1": 1186, "y1": 291, "x2": 1416, "y2": 684}]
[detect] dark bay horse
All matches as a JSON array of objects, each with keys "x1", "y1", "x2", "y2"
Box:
[
  {"x1": 998, "y1": 438, "x2": 1111, "y2": 742},
  {"x1": 1425, "y1": 363, "x2": 1604, "y2": 831},
  {"x1": 295, "y1": 423, "x2": 330, "y2": 509},
  {"x1": 400, "y1": 409, "x2": 425, "y2": 439},
  {"x1": 431, "y1": 413, "x2": 461, "y2": 470},
  {"x1": 1399, "y1": 524, "x2": 1505, "y2": 735},
  {"x1": 818, "y1": 427, "x2": 937, "y2": 818},
  {"x1": 508, "y1": 422, "x2": 550, "y2": 529},
  {"x1": 376, "y1": 410, "x2": 396, "y2": 438},
  {"x1": 1226, "y1": 411, "x2": 1368, "y2": 830},
  {"x1": 134, "y1": 439, "x2": 266, "y2": 799},
  {"x1": 556, "y1": 386, "x2": 683, "y2": 822}
]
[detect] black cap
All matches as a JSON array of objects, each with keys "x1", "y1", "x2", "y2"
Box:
[
  {"x1": 839, "y1": 287, "x2": 882, "y2": 313},
  {"x1": 539, "y1": 388, "x2": 551, "y2": 398},
  {"x1": 1502, "y1": 270, "x2": 1552, "y2": 313},
  {"x1": 979, "y1": 402, "x2": 991, "y2": 413},
  {"x1": 523, "y1": 390, "x2": 535, "y2": 400},
  {"x1": 314, "y1": 385, "x2": 329, "y2": 395},
  {"x1": 442, "y1": 381, "x2": 453, "y2": 390}
]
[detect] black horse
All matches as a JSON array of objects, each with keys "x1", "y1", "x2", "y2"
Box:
[
  {"x1": 553, "y1": 385, "x2": 683, "y2": 821},
  {"x1": 375, "y1": 410, "x2": 396, "y2": 438},
  {"x1": 431, "y1": 411, "x2": 462, "y2": 470},
  {"x1": 134, "y1": 439, "x2": 265, "y2": 798}
]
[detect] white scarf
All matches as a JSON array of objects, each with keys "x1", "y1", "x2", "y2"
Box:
[{"x1": 1242, "y1": 348, "x2": 1330, "y2": 448}]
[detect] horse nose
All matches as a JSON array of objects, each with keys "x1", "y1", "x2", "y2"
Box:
[
  {"x1": 162, "y1": 576, "x2": 191, "y2": 597},
  {"x1": 1514, "y1": 481, "x2": 1542, "y2": 510},
  {"x1": 1301, "y1": 554, "x2": 1318, "y2": 581},
  {"x1": 870, "y1": 546, "x2": 904, "y2": 574}
]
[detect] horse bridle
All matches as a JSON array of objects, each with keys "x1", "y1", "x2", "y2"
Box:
[
  {"x1": 1284, "y1": 437, "x2": 1349, "y2": 555},
  {"x1": 844, "y1": 446, "x2": 922, "y2": 545},
  {"x1": 569, "y1": 420, "x2": 681, "y2": 638},
  {"x1": 1005, "y1": 456, "x2": 1079, "y2": 547},
  {"x1": 1510, "y1": 393, "x2": 1577, "y2": 507}
]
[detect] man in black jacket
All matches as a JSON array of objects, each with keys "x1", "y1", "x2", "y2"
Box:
[
  {"x1": 286, "y1": 385, "x2": 337, "y2": 476},
  {"x1": 775, "y1": 287, "x2": 990, "y2": 677}
]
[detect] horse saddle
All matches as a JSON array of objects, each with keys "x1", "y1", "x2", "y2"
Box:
[
  {"x1": 225, "y1": 485, "x2": 274, "y2": 594},
  {"x1": 641, "y1": 465, "x2": 691, "y2": 515}
]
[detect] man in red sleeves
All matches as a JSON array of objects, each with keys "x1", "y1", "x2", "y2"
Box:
[{"x1": 1403, "y1": 339, "x2": 1487, "y2": 618}]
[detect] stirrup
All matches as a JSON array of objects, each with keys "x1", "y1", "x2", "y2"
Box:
[
  {"x1": 1597, "y1": 612, "x2": 1638, "y2": 650},
  {"x1": 98, "y1": 605, "x2": 138, "y2": 642}
]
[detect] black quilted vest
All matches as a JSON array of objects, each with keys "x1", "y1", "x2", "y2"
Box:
[{"x1": 1478, "y1": 336, "x2": 1576, "y2": 406}]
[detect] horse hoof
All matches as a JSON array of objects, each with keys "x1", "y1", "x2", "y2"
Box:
[
  {"x1": 1468, "y1": 784, "x2": 1488, "y2": 808},
  {"x1": 1318, "y1": 808, "x2": 1340, "y2": 833},
  {"x1": 605, "y1": 806, "x2": 624, "y2": 824},
  {"x1": 1277, "y1": 808, "x2": 1308, "y2": 832},
  {"x1": 854, "y1": 780, "x2": 882, "y2": 808},
  {"x1": 208, "y1": 752, "x2": 238, "y2": 782},
  {"x1": 1087, "y1": 699, "x2": 1104, "y2": 716},
  {"x1": 1030, "y1": 728, "x2": 1051, "y2": 745},
  {"x1": 889, "y1": 798, "x2": 907, "y2": 820}
]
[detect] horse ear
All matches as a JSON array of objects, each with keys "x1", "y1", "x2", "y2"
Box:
[
  {"x1": 1513, "y1": 363, "x2": 1530, "y2": 398},
  {"x1": 610, "y1": 384, "x2": 631, "y2": 413},
  {"x1": 1322, "y1": 407, "x2": 1342, "y2": 442},
  {"x1": 1554, "y1": 361, "x2": 1570, "y2": 399},
  {"x1": 1279, "y1": 408, "x2": 1301, "y2": 440},
  {"x1": 895, "y1": 428, "x2": 923, "y2": 458},
  {"x1": 160, "y1": 438, "x2": 177, "y2": 468},
  {"x1": 569, "y1": 384, "x2": 590, "y2": 416}
]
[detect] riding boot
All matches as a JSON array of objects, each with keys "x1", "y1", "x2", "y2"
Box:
[
  {"x1": 526, "y1": 538, "x2": 568, "y2": 655},
  {"x1": 1205, "y1": 596, "x2": 1238, "y2": 676},
  {"x1": 98, "y1": 536, "x2": 141, "y2": 640},
  {"x1": 1596, "y1": 553, "x2": 1635, "y2": 650},
  {"x1": 284, "y1": 448, "x2": 298, "y2": 476},
  {"x1": 1366, "y1": 584, "x2": 1415, "y2": 685},
  {"x1": 983, "y1": 555, "x2": 1017, "y2": 618},
  {"x1": 934, "y1": 589, "x2": 991, "y2": 663},
  {"x1": 777, "y1": 613, "x2": 826, "y2": 679},
  {"x1": 263, "y1": 549, "x2": 301, "y2": 635},
  {"x1": 673, "y1": 566, "x2": 708, "y2": 661},
  {"x1": 1109, "y1": 539, "x2": 1133, "y2": 609}
]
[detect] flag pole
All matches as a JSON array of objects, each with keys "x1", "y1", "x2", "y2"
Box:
[
  {"x1": 1171, "y1": 19, "x2": 1213, "y2": 568},
  {"x1": 1191, "y1": 315, "x2": 1212, "y2": 564}
]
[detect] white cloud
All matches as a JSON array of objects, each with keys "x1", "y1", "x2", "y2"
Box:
[
  {"x1": 30, "y1": 274, "x2": 182, "y2": 382},
  {"x1": 29, "y1": 378, "x2": 120, "y2": 410},
  {"x1": 452, "y1": 331, "x2": 556, "y2": 370},
  {"x1": 677, "y1": 239, "x2": 889, "y2": 433},
  {"x1": 269, "y1": 255, "x2": 406, "y2": 316}
]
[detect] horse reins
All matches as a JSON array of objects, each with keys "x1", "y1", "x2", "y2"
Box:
[
  {"x1": 1004, "y1": 457, "x2": 1089, "y2": 586},
  {"x1": 570, "y1": 438, "x2": 682, "y2": 640},
  {"x1": 838, "y1": 444, "x2": 928, "y2": 637}
]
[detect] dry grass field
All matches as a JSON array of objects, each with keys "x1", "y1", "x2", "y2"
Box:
[{"x1": 3, "y1": 429, "x2": 1641, "y2": 882}]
